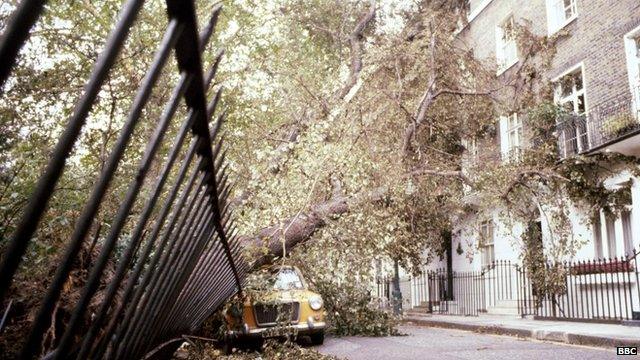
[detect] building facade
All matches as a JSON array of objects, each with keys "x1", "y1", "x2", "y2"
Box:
[{"x1": 402, "y1": 0, "x2": 640, "y2": 320}]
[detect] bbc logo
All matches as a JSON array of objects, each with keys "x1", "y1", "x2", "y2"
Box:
[{"x1": 617, "y1": 347, "x2": 638, "y2": 355}]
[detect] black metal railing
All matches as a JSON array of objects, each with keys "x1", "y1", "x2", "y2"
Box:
[
  {"x1": 374, "y1": 276, "x2": 412, "y2": 310},
  {"x1": 0, "y1": 1, "x2": 246, "y2": 359},
  {"x1": 400, "y1": 250, "x2": 640, "y2": 321},
  {"x1": 518, "y1": 252, "x2": 639, "y2": 321},
  {"x1": 556, "y1": 112, "x2": 589, "y2": 157},
  {"x1": 557, "y1": 93, "x2": 640, "y2": 158},
  {"x1": 408, "y1": 261, "x2": 519, "y2": 316},
  {"x1": 400, "y1": 252, "x2": 640, "y2": 322}
]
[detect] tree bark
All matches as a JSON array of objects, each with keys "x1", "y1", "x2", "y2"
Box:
[
  {"x1": 337, "y1": 0, "x2": 377, "y2": 100},
  {"x1": 238, "y1": 165, "x2": 477, "y2": 266},
  {"x1": 239, "y1": 187, "x2": 386, "y2": 265}
]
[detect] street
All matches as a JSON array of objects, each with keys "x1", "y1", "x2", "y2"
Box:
[{"x1": 315, "y1": 325, "x2": 616, "y2": 360}]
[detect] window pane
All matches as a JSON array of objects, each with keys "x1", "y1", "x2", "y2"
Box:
[
  {"x1": 564, "y1": 6, "x2": 572, "y2": 19},
  {"x1": 574, "y1": 71, "x2": 583, "y2": 90},
  {"x1": 273, "y1": 268, "x2": 304, "y2": 290},
  {"x1": 605, "y1": 213, "x2": 617, "y2": 258},
  {"x1": 577, "y1": 94, "x2": 585, "y2": 113},
  {"x1": 556, "y1": 68, "x2": 585, "y2": 114},
  {"x1": 563, "y1": 0, "x2": 575, "y2": 18},
  {"x1": 622, "y1": 211, "x2": 634, "y2": 256},
  {"x1": 593, "y1": 213, "x2": 603, "y2": 259},
  {"x1": 561, "y1": 76, "x2": 573, "y2": 97},
  {"x1": 517, "y1": 126, "x2": 523, "y2": 144}
]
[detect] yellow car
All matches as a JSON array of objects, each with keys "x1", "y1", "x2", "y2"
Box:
[{"x1": 223, "y1": 266, "x2": 326, "y2": 349}]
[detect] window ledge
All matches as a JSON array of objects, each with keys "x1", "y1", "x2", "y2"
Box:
[
  {"x1": 496, "y1": 58, "x2": 519, "y2": 76},
  {"x1": 548, "y1": 14, "x2": 577, "y2": 36}
]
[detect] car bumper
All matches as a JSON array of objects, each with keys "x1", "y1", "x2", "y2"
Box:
[{"x1": 227, "y1": 321, "x2": 327, "y2": 338}]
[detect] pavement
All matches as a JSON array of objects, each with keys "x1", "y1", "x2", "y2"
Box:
[
  {"x1": 315, "y1": 325, "x2": 617, "y2": 359},
  {"x1": 403, "y1": 312, "x2": 640, "y2": 348}
]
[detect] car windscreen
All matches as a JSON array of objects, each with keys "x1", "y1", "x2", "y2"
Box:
[{"x1": 273, "y1": 268, "x2": 304, "y2": 290}]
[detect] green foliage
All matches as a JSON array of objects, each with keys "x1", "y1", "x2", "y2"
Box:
[
  {"x1": 309, "y1": 276, "x2": 399, "y2": 337},
  {"x1": 601, "y1": 113, "x2": 640, "y2": 140},
  {"x1": 285, "y1": 209, "x2": 403, "y2": 336}
]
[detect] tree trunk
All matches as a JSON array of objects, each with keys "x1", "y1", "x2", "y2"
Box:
[{"x1": 238, "y1": 187, "x2": 386, "y2": 266}]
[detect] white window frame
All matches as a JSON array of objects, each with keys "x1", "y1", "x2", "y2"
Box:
[
  {"x1": 455, "y1": 0, "x2": 494, "y2": 34},
  {"x1": 480, "y1": 220, "x2": 495, "y2": 267},
  {"x1": 462, "y1": 137, "x2": 479, "y2": 160},
  {"x1": 604, "y1": 212, "x2": 617, "y2": 258},
  {"x1": 467, "y1": 0, "x2": 493, "y2": 23},
  {"x1": 594, "y1": 190, "x2": 634, "y2": 259},
  {"x1": 553, "y1": 63, "x2": 587, "y2": 114},
  {"x1": 621, "y1": 209, "x2": 634, "y2": 256},
  {"x1": 553, "y1": 63, "x2": 589, "y2": 156},
  {"x1": 593, "y1": 213, "x2": 603, "y2": 259},
  {"x1": 545, "y1": 0, "x2": 578, "y2": 35},
  {"x1": 507, "y1": 113, "x2": 523, "y2": 158},
  {"x1": 624, "y1": 25, "x2": 640, "y2": 119},
  {"x1": 499, "y1": 113, "x2": 522, "y2": 162},
  {"x1": 495, "y1": 15, "x2": 518, "y2": 75}
]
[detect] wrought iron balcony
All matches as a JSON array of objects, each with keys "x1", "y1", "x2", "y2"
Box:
[{"x1": 557, "y1": 94, "x2": 640, "y2": 158}]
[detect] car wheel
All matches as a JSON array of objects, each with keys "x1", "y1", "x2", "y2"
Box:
[{"x1": 310, "y1": 331, "x2": 324, "y2": 345}]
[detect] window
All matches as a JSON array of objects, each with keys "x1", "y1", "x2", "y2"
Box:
[
  {"x1": 480, "y1": 220, "x2": 495, "y2": 267},
  {"x1": 624, "y1": 26, "x2": 640, "y2": 118},
  {"x1": 273, "y1": 268, "x2": 304, "y2": 290},
  {"x1": 554, "y1": 65, "x2": 589, "y2": 156},
  {"x1": 605, "y1": 213, "x2": 617, "y2": 258},
  {"x1": 593, "y1": 213, "x2": 603, "y2": 259},
  {"x1": 496, "y1": 16, "x2": 518, "y2": 73},
  {"x1": 462, "y1": 137, "x2": 478, "y2": 160},
  {"x1": 556, "y1": 67, "x2": 586, "y2": 115},
  {"x1": 546, "y1": 0, "x2": 577, "y2": 35},
  {"x1": 506, "y1": 113, "x2": 523, "y2": 158},
  {"x1": 621, "y1": 210, "x2": 634, "y2": 256},
  {"x1": 593, "y1": 201, "x2": 634, "y2": 259},
  {"x1": 500, "y1": 113, "x2": 523, "y2": 161}
]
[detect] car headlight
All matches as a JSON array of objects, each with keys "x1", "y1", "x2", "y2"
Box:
[{"x1": 309, "y1": 295, "x2": 323, "y2": 310}]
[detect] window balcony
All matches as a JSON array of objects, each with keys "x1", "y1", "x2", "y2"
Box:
[{"x1": 557, "y1": 93, "x2": 640, "y2": 158}]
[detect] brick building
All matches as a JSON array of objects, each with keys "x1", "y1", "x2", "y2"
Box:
[{"x1": 402, "y1": 0, "x2": 640, "y2": 320}]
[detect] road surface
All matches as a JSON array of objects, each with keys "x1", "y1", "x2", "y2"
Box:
[{"x1": 314, "y1": 325, "x2": 616, "y2": 359}]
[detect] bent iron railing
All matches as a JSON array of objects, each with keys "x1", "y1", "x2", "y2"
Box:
[{"x1": 0, "y1": 1, "x2": 246, "y2": 359}]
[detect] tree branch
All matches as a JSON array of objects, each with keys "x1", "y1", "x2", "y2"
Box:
[
  {"x1": 337, "y1": 0, "x2": 376, "y2": 100},
  {"x1": 501, "y1": 170, "x2": 570, "y2": 200},
  {"x1": 239, "y1": 186, "x2": 387, "y2": 266},
  {"x1": 406, "y1": 167, "x2": 472, "y2": 186}
]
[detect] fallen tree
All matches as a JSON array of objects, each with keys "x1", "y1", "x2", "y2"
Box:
[{"x1": 239, "y1": 186, "x2": 387, "y2": 265}]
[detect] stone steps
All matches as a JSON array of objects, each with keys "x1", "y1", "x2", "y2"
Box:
[{"x1": 487, "y1": 299, "x2": 520, "y2": 316}]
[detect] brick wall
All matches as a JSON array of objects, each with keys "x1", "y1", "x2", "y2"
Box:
[
  {"x1": 452, "y1": 0, "x2": 640, "y2": 266},
  {"x1": 460, "y1": 0, "x2": 640, "y2": 111}
]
